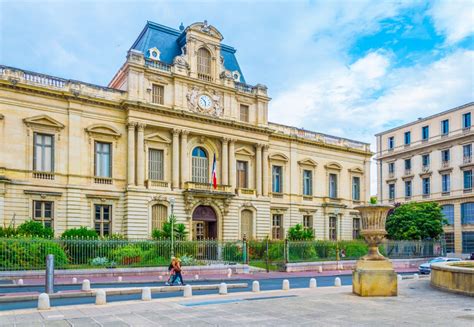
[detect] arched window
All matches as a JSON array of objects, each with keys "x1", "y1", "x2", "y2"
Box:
[
  {"x1": 151, "y1": 204, "x2": 167, "y2": 231},
  {"x1": 441, "y1": 204, "x2": 454, "y2": 225},
  {"x1": 197, "y1": 48, "x2": 211, "y2": 80},
  {"x1": 192, "y1": 147, "x2": 208, "y2": 183},
  {"x1": 241, "y1": 209, "x2": 253, "y2": 239}
]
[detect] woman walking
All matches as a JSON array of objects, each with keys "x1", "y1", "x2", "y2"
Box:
[{"x1": 170, "y1": 258, "x2": 185, "y2": 285}]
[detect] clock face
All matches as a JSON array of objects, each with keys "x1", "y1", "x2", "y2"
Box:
[{"x1": 198, "y1": 95, "x2": 212, "y2": 110}]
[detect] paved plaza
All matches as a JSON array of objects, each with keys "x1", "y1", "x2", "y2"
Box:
[{"x1": 0, "y1": 279, "x2": 472, "y2": 326}]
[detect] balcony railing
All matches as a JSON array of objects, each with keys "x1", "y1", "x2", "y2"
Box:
[
  {"x1": 237, "y1": 188, "x2": 256, "y2": 196},
  {"x1": 146, "y1": 180, "x2": 169, "y2": 188},
  {"x1": 94, "y1": 177, "x2": 113, "y2": 185},
  {"x1": 197, "y1": 73, "x2": 213, "y2": 82},
  {"x1": 422, "y1": 165, "x2": 430, "y2": 173},
  {"x1": 235, "y1": 82, "x2": 254, "y2": 93},
  {"x1": 184, "y1": 181, "x2": 232, "y2": 193},
  {"x1": 441, "y1": 160, "x2": 450, "y2": 168},
  {"x1": 144, "y1": 59, "x2": 171, "y2": 72},
  {"x1": 404, "y1": 169, "x2": 412, "y2": 176},
  {"x1": 463, "y1": 155, "x2": 472, "y2": 164},
  {"x1": 33, "y1": 171, "x2": 55, "y2": 180},
  {"x1": 388, "y1": 171, "x2": 395, "y2": 178}
]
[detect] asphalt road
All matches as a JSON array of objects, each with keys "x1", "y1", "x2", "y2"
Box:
[{"x1": 0, "y1": 275, "x2": 355, "y2": 311}]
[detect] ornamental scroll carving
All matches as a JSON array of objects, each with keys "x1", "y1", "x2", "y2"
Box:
[{"x1": 186, "y1": 86, "x2": 224, "y2": 118}]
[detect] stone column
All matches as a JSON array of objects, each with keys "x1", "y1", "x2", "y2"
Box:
[
  {"x1": 262, "y1": 145, "x2": 269, "y2": 196},
  {"x1": 229, "y1": 140, "x2": 236, "y2": 192},
  {"x1": 256, "y1": 144, "x2": 262, "y2": 196},
  {"x1": 221, "y1": 138, "x2": 229, "y2": 185},
  {"x1": 127, "y1": 122, "x2": 136, "y2": 186},
  {"x1": 172, "y1": 129, "x2": 180, "y2": 189},
  {"x1": 181, "y1": 130, "x2": 189, "y2": 188},
  {"x1": 136, "y1": 123, "x2": 145, "y2": 187}
]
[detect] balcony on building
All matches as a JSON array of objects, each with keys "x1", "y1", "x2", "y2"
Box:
[
  {"x1": 464, "y1": 155, "x2": 472, "y2": 164},
  {"x1": 146, "y1": 179, "x2": 170, "y2": 189},
  {"x1": 33, "y1": 171, "x2": 55, "y2": 180},
  {"x1": 422, "y1": 165, "x2": 430, "y2": 173},
  {"x1": 441, "y1": 160, "x2": 450, "y2": 169},
  {"x1": 237, "y1": 188, "x2": 256, "y2": 196},
  {"x1": 404, "y1": 168, "x2": 412, "y2": 176},
  {"x1": 184, "y1": 181, "x2": 233, "y2": 195}
]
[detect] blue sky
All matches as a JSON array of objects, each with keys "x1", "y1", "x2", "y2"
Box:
[{"x1": 1, "y1": 0, "x2": 473, "y2": 192}]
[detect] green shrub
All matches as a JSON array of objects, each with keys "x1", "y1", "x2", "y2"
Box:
[
  {"x1": 151, "y1": 217, "x2": 188, "y2": 240},
  {"x1": 0, "y1": 226, "x2": 18, "y2": 237},
  {"x1": 288, "y1": 242, "x2": 318, "y2": 262},
  {"x1": 223, "y1": 243, "x2": 242, "y2": 262},
  {"x1": 267, "y1": 241, "x2": 285, "y2": 261},
  {"x1": 112, "y1": 245, "x2": 143, "y2": 265},
  {"x1": 0, "y1": 238, "x2": 68, "y2": 270},
  {"x1": 16, "y1": 221, "x2": 53, "y2": 239},
  {"x1": 60, "y1": 227, "x2": 98, "y2": 239},
  {"x1": 287, "y1": 224, "x2": 314, "y2": 240},
  {"x1": 339, "y1": 241, "x2": 368, "y2": 259}
]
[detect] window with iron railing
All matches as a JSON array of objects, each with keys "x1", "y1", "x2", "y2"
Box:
[
  {"x1": 33, "y1": 133, "x2": 54, "y2": 173},
  {"x1": 464, "y1": 170, "x2": 473, "y2": 191},
  {"x1": 151, "y1": 84, "x2": 164, "y2": 104},
  {"x1": 148, "y1": 149, "x2": 164, "y2": 181},
  {"x1": 405, "y1": 180, "x2": 412, "y2": 198},
  {"x1": 441, "y1": 149, "x2": 450, "y2": 167},
  {"x1": 389, "y1": 183, "x2": 395, "y2": 201},
  {"x1": 422, "y1": 177, "x2": 431, "y2": 196},
  {"x1": 422, "y1": 154, "x2": 430, "y2": 171},
  {"x1": 197, "y1": 48, "x2": 212, "y2": 81}
]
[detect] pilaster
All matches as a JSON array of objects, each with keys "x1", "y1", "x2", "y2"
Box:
[
  {"x1": 181, "y1": 130, "x2": 189, "y2": 187},
  {"x1": 222, "y1": 138, "x2": 229, "y2": 185},
  {"x1": 136, "y1": 123, "x2": 145, "y2": 187},
  {"x1": 256, "y1": 144, "x2": 262, "y2": 196},
  {"x1": 262, "y1": 145, "x2": 269, "y2": 196},
  {"x1": 229, "y1": 139, "x2": 236, "y2": 192},
  {"x1": 127, "y1": 122, "x2": 137, "y2": 186},
  {"x1": 172, "y1": 129, "x2": 180, "y2": 189}
]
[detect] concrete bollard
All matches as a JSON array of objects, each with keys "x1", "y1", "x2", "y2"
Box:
[
  {"x1": 82, "y1": 279, "x2": 91, "y2": 291},
  {"x1": 219, "y1": 282, "x2": 228, "y2": 295},
  {"x1": 318, "y1": 266, "x2": 323, "y2": 273},
  {"x1": 334, "y1": 277, "x2": 341, "y2": 287},
  {"x1": 252, "y1": 281, "x2": 260, "y2": 292},
  {"x1": 37, "y1": 293, "x2": 50, "y2": 310},
  {"x1": 227, "y1": 268, "x2": 232, "y2": 278},
  {"x1": 282, "y1": 279, "x2": 290, "y2": 291},
  {"x1": 159, "y1": 275, "x2": 163, "y2": 281},
  {"x1": 413, "y1": 273, "x2": 419, "y2": 280},
  {"x1": 194, "y1": 274, "x2": 199, "y2": 280},
  {"x1": 117, "y1": 276, "x2": 122, "y2": 282},
  {"x1": 142, "y1": 287, "x2": 152, "y2": 301},
  {"x1": 72, "y1": 277, "x2": 77, "y2": 284},
  {"x1": 397, "y1": 274, "x2": 403, "y2": 283},
  {"x1": 309, "y1": 278, "x2": 317, "y2": 289},
  {"x1": 183, "y1": 284, "x2": 192, "y2": 298},
  {"x1": 17, "y1": 279, "x2": 24, "y2": 285},
  {"x1": 95, "y1": 289, "x2": 106, "y2": 305}
]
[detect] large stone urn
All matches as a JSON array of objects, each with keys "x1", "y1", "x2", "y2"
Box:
[{"x1": 352, "y1": 204, "x2": 397, "y2": 297}]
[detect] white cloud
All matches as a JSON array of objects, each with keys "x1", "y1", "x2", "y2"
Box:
[{"x1": 429, "y1": 0, "x2": 474, "y2": 44}]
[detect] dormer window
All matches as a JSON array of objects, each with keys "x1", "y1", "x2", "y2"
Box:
[{"x1": 197, "y1": 48, "x2": 212, "y2": 81}]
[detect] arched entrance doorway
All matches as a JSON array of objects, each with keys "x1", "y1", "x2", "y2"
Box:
[{"x1": 192, "y1": 205, "x2": 217, "y2": 240}]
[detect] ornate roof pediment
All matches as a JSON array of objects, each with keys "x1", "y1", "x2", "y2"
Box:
[
  {"x1": 349, "y1": 167, "x2": 364, "y2": 174},
  {"x1": 298, "y1": 158, "x2": 318, "y2": 167},
  {"x1": 187, "y1": 21, "x2": 223, "y2": 41},
  {"x1": 325, "y1": 162, "x2": 343, "y2": 171},
  {"x1": 145, "y1": 132, "x2": 171, "y2": 144},
  {"x1": 23, "y1": 115, "x2": 65, "y2": 130},
  {"x1": 85, "y1": 124, "x2": 121, "y2": 139},
  {"x1": 235, "y1": 147, "x2": 255, "y2": 157},
  {"x1": 269, "y1": 152, "x2": 289, "y2": 162}
]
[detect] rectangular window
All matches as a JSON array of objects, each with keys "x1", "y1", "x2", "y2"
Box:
[
  {"x1": 422, "y1": 125, "x2": 429, "y2": 140},
  {"x1": 422, "y1": 154, "x2": 430, "y2": 168},
  {"x1": 329, "y1": 216, "x2": 337, "y2": 240},
  {"x1": 461, "y1": 203, "x2": 474, "y2": 225},
  {"x1": 444, "y1": 232, "x2": 455, "y2": 253},
  {"x1": 148, "y1": 149, "x2": 164, "y2": 180},
  {"x1": 441, "y1": 119, "x2": 449, "y2": 135},
  {"x1": 422, "y1": 177, "x2": 430, "y2": 196},
  {"x1": 237, "y1": 160, "x2": 248, "y2": 188},
  {"x1": 352, "y1": 176, "x2": 360, "y2": 201},
  {"x1": 272, "y1": 166, "x2": 282, "y2": 193},
  {"x1": 303, "y1": 215, "x2": 313, "y2": 230},
  {"x1": 151, "y1": 84, "x2": 164, "y2": 104},
  {"x1": 388, "y1": 162, "x2": 395, "y2": 174},
  {"x1": 464, "y1": 170, "x2": 473, "y2": 190},
  {"x1": 329, "y1": 173, "x2": 338, "y2": 198},
  {"x1": 462, "y1": 232, "x2": 474, "y2": 253},
  {"x1": 442, "y1": 174, "x2": 451, "y2": 193},
  {"x1": 463, "y1": 112, "x2": 471, "y2": 129},
  {"x1": 33, "y1": 133, "x2": 54, "y2": 172},
  {"x1": 442, "y1": 205, "x2": 454, "y2": 225},
  {"x1": 303, "y1": 170, "x2": 313, "y2": 196},
  {"x1": 463, "y1": 144, "x2": 472, "y2": 163},
  {"x1": 404, "y1": 180, "x2": 412, "y2": 197},
  {"x1": 389, "y1": 184, "x2": 395, "y2": 201},
  {"x1": 240, "y1": 104, "x2": 249, "y2": 122},
  {"x1": 441, "y1": 149, "x2": 450, "y2": 163},
  {"x1": 94, "y1": 204, "x2": 112, "y2": 237},
  {"x1": 353, "y1": 218, "x2": 361, "y2": 239},
  {"x1": 388, "y1": 136, "x2": 395, "y2": 149},
  {"x1": 404, "y1": 158, "x2": 411, "y2": 171},
  {"x1": 33, "y1": 200, "x2": 53, "y2": 228},
  {"x1": 272, "y1": 214, "x2": 283, "y2": 240},
  {"x1": 404, "y1": 131, "x2": 411, "y2": 145},
  {"x1": 95, "y1": 142, "x2": 112, "y2": 177}
]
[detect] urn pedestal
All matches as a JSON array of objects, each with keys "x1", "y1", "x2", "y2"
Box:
[{"x1": 352, "y1": 205, "x2": 397, "y2": 297}]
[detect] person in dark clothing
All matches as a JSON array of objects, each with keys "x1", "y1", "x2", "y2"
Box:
[{"x1": 170, "y1": 258, "x2": 185, "y2": 285}]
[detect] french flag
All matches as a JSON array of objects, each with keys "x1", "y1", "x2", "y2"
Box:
[{"x1": 211, "y1": 153, "x2": 217, "y2": 189}]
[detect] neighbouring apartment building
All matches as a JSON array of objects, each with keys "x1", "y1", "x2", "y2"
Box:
[
  {"x1": 0, "y1": 21, "x2": 372, "y2": 240},
  {"x1": 376, "y1": 102, "x2": 474, "y2": 255}
]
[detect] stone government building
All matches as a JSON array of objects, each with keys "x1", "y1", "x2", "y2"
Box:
[{"x1": 0, "y1": 21, "x2": 372, "y2": 240}]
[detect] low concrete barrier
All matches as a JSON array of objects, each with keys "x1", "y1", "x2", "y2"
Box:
[
  {"x1": 95, "y1": 290, "x2": 106, "y2": 305},
  {"x1": 37, "y1": 293, "x2": 50, "y2": 310},
  {"x1": 285, "y1": 258, "x2": 428, "y2": 272}
]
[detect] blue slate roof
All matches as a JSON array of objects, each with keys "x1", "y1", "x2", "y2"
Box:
[{"x1": 130, "y1": 21, "x2": 245, "y2": 83}]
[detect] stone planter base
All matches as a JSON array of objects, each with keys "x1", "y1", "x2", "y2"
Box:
[{"x1": 352, "y1": 259, "x2": 397, "y2": 297}]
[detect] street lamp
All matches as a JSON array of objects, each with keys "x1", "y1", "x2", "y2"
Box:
[{"x1": 169, "y1": 197, "x2": 175, "y2": 258}]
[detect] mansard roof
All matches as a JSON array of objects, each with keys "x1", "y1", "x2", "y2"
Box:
[{"x1": 130, "y1": 21, "x2": 246, "y2": 83}]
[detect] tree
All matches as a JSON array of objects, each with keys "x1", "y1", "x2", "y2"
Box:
[
  {"x1": 287, "y1": 224, "x2": 314, "y2": 240},
  {"x1": 385, "y1": 202, "x2": 447, "y2": 240}
]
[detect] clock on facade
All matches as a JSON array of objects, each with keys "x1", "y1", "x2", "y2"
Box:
[{"x1": 198, "y1": 94, "x2": 213, "y2": 110}]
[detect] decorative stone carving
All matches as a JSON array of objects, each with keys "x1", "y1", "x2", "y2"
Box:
[{"x1": 186, "y1": 86, "x2": 224, "y2": 117}]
